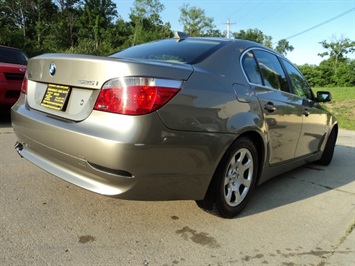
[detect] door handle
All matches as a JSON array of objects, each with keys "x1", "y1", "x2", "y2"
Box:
[
  {"x1": 264, "y1": 102, "x2": 277, "y2": 112},
  {"x1": 303, "y1": 108, "x2": 310, "y2": 117}
]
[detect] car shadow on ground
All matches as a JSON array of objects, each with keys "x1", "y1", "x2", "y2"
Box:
[{"x1": 239, "y1": 144, "x2": 354, "y2": 218}]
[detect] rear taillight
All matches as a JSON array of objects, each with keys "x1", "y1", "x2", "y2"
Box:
[
  {"x1": 94, "y1": 77, "x2": 181, "y2": 115},
  {"x1": 20, "y1": 74, "x2": 28, "y2": 94}
]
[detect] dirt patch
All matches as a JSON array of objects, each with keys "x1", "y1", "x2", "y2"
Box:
[{"x1": 326, "y1": 100, "x2": 355, "y2": 117}]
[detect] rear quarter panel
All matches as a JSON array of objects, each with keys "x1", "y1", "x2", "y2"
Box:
[
  {"x1": 157, "y1": 42, "x2": 267, "y2": 173},
  {"x1": 158, "y1": 43, "x2": 264, "y2": 134}
]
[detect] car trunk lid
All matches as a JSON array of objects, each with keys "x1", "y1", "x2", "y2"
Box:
[{"x1": 25, "y1": 54, "x2": 193, "y2": 121}]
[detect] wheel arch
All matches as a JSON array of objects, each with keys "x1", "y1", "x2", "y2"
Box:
[
  {"x1": 237, "y1": 130, "x2": 265, "y2": 183},
  {"x1": 331, "y1": 122, "x2": 339, "y2": 139},
  {"x1": 203, "y1": 129, "x2": 266, "y2": 200},
  {"x1": 322, "y1": 121, "x2": 338, "y2": 152}
]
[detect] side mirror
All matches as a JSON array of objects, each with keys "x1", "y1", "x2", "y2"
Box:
[{"x1": 316, "y1": 91, "x2": 332, "y2": 102}]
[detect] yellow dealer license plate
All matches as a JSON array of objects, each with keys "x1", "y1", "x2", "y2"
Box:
[{"x1": 41, "y1": 84, "x2": 70, "y2": 111}]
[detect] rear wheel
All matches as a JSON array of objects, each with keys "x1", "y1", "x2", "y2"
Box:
[{"x1": 196, "y1": 137, "x2": 259, "y2": 218}]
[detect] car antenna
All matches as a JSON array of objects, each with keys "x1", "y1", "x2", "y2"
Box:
[{"x1": 174, "y1": 31, "x2": 189, "y2": 42}]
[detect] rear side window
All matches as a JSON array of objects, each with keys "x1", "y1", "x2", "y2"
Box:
[
  {"x1": 253, "y1": 50, "x2": 290, "y2": 92},
  {"x1": 111, "y1": 39, "x2": 225, "y2": 64},
  {"x1": 0, "y1": 47, "x2": 28, "y2": 65},
  {"x1": 242, "y1": 52, "x2": 263, "y2": 85},
  {"x1": 282, "y1": 59, "x2": 313, "y2": 99}
]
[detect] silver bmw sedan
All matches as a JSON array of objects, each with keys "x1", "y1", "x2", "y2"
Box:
[{"x1": 11, "y1": 33, "x2": 337, "y2": 218}]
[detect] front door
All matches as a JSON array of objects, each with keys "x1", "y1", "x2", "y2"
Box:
[{"x1": 281, "y1": 59, "x2": 327, "y2": 157}]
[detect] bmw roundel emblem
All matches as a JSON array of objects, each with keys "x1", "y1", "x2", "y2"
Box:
[{"x1": 49, "y1": 63, "x2": 56, "y2": 76}]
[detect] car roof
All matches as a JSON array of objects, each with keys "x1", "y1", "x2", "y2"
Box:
[
  {"x1": 112, "y1": 36, "x2": 275, "y2": 65},
  {"x1": 170, "y1": 35, "x2": 277, "y2": 56},
  {"x1": 173, "y1": 33, "x2": 264, "y2": 45},
  {"x1": 0, "y1": 45, "x2": 24, "y2": 51}
]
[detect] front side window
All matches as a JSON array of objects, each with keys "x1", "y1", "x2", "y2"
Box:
[{"x1": 282, "y1": 59, "x2": 313, "y2": 99}]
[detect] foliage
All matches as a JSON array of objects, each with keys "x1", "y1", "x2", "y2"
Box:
[
  {"x1": 233, "y1": 28, "x2": 273, "y2": 48},
  {"x1": 179, "y1": 4, "x2": 216, "y2": 37},
  {"x1": 129, "y1": 0, "x2": 171, "y2": 46},
  {"x1": 0, "y1": 0, "x2": 353, "y2": 88},
  {"x1": 318, "y1": 36, "x2": 355, "y2": 66},
  {"x1": 314, "y1": 87, "x2": 355, "y2": 131},
  {"x1": 233, "y1": 29, "x2": 294, "y2": 56},
  {"x1": 298, "y1": 58, "x2": 355, "y2": 88},
  {"x1": 275, "y1": 39, "x2": 294, "y2": 56},
  {"x1": 298, "y1": 64, "x2": 324, "y2": 87},
  {"x1": 78, "y1": 0, "x2": 118, "y2": 51}
]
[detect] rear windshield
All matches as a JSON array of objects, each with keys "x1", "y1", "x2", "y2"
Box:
[
  {"x1": 0, "y1": 47, "x2": 28, "y2": 65},
  {"x1": 110, "y1": 39, "x2": 226, "y2": 64}
]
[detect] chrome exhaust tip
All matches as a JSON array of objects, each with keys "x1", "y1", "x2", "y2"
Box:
[{"x1": 14, "y1": 142, "x2": 24, "y2": 158}]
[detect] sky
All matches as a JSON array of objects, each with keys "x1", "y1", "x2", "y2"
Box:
[{"x1": 113, "y1": 0, "x2": 355, "y2": 65}]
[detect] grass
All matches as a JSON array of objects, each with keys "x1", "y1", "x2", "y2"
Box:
[{"x1": 314, "y1": 87, "x2": 355, "y2": 131}]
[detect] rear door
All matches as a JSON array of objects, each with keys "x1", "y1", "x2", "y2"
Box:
[{"x1": 242, "y1": 49, "x2": 303, "y2": 165}]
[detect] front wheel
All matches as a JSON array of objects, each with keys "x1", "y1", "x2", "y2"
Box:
[{"x1": 196, "y1": 137, "x2": 259, "y2": 218}]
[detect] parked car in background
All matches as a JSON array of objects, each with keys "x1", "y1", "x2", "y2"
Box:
[
  {"x1": 0, "y1": 45, "x2": 28, "y2": 108},
  {"x1": 11, "y1": 33, "x2": 337, "y2": 218}
]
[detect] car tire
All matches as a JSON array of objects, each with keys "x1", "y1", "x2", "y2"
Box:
[
  {"x1": 196, "y1": 137, "x2": 259, "y2": 218},
  {"x1": 315, "y1": 129, "x2": 337, "y2": 166}
]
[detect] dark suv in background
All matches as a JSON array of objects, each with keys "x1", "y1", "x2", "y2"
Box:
[{"x1": 0, "y1": 45, "x2": 28, "y2": 108}]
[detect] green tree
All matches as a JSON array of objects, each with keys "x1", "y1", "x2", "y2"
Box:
[
  {"x1": 0, "y1": 0, "x2": 59, "y2": 55},
  {"x1": 275, "y1": 39, "x2": 294, "y2": 56},
  {"x1": 335, "y1": 59, "x2": 355, "y2": 86},
  {"x1": 107, "y1": 18, "x2": 134, "y2": 51},
  {"x1": 0, "y1": 0, "x2": 25, "y2": 47},
  {"x1": 297, "y1": 36, "x2": 355, "y2": 87},
  {"x1": 298, "y1": 64, "x2": 325, "y2": 87},
  {"x1": 32, "y1": 0, "x2": 59, "y2": 47},
  {"x1": 76, "y1": 0, "x2": 117, "y2": 54},
  {"x1": 316, "y1": 58, "x2": 355, "y2": 87},
  {"x1": 233, "y1": 28, "x2": 272, "y2": 48},
  {"x1": 179, "y1": 4, "x2": 215, "y2": 37},
  {"x1": 318, "y1": 36, "x2": 355, "y2": 73},
  {"x1": 129, "y1": 0, "x2": 170, "y2": 46},
  {"x1": 0, "y1": 0, "x2": 28, "y2": 39},
  {"x1": 53, "y1": 0, "x2": 81, "y2": 50}
]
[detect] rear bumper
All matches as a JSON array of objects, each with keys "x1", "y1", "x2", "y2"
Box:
[
  {"x1": 14, "y1": 141, "x2": 134, "y2": 196},
  {"x1": 11, "y1": 97, "x2": 233, "y2": 200}
]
